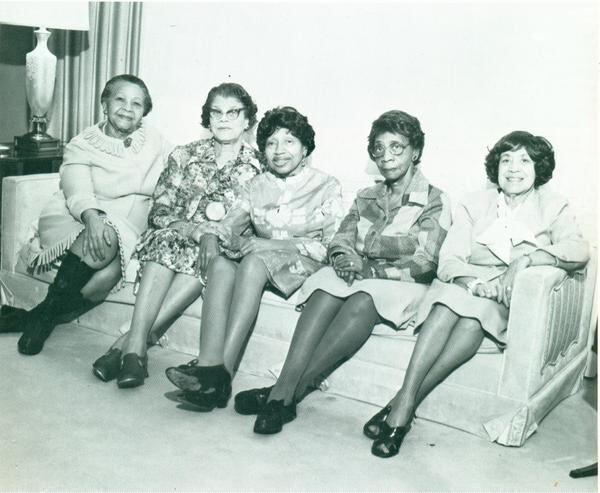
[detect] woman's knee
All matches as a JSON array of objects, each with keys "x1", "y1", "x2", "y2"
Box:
[
  {"x1": 238, "y1": 253, "x2": 268, "y2": 276},
  {"x1": 346, "y1": 292, "x2": 377, "y2": 315},
  {"x1": 455, "y1": 318, "x2": 485, "y2": 337},
  {"x1": 73, "y1": 226, "x2": 119, "y2": 269},
  {"x1": 80, "y1": 259, "x2": 121, "y2": 301},
  {"x1": 207, "y1": 255, "x2": 237, "y2": 278}
]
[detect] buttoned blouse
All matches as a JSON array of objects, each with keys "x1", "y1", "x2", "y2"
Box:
[{"x1": 328, "y1": 169, "x2": 452, "y2": 283}]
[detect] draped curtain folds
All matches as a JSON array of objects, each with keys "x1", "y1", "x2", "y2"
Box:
[{"x1": 48, "y1": 2, "x2": 143, "y2": 143}]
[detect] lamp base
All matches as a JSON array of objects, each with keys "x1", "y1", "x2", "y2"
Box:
[{"x1": 14, "y1": 133, "x2": 60, "y2": 157}]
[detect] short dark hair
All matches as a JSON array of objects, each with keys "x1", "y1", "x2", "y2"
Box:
[
  {"x1": 256, "y1": 106, "x2": 316, "y2": 157},
  {"x1": 368, "y1": 110, "x2": 425, "y2": 163},
  {"x1": 201, "y1": 82, "x2": 258, "y2": 129},
  {"x1": 485, "y1": 131, "x2": 555, "y2": 187},
  {"x1": 100, "y1": 74, "x2": 153, "y2": 116}
]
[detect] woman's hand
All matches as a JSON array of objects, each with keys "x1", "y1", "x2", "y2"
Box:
[
  {"x1": 332, "y1": 253, "x2": 364, "y2": 286},
  {"x1": 81, "y1": 209, "x2": 111, "y2": 262},
  {"x1": 497, "y1": 255, "x2": 531, "y2": 307},
  {"x1": 472, "y1": 278, "x2": 503, "y2": 303},
  {"x1": 238, "y1": 237, "x2": 294, "y2": 256},
  {"x1": 197, "y1": 233, "x2": 220, "y2": 276}
]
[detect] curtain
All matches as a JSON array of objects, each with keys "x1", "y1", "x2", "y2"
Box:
[{"x1": 48, "y1": 2, "x2": 143, "y2": 143}]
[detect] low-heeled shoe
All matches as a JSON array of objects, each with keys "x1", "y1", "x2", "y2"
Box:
[
  {"x1": 371, "y1": 420, "x2": 412, "y2": 458},
  {"x1": 117, "y1": 353, "x2": 148, "y2": 389},
  {"x1": 92, "y1": 348, "x2": 122, "y2": 382},
  {"x1": 165, "y1": 359, "x2": 203, "y2": 391},
  {"x1": 176, "y1": 387, "x2": 231, "y2": 412},
  {"x1": 253, "y1": 399, "x2": 297, "y2": 435},
  {"x1": 363, "y1": 404, "x2": 392, "y2": 440},
  {"x1": 234, "y1": 386, "x2": 273, "y2": 415}
]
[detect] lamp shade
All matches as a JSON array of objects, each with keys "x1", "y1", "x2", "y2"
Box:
[{"x1": 0, "y1": 1, "x2": 90, "y2": 31}]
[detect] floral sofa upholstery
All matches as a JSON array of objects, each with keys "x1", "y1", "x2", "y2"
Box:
[{"x1": 1, "y1": 173, "x2": 597, "y2": 446}]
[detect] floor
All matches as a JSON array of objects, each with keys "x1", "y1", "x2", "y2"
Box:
[{"x1": 1, "y1": 324, "x2": 597, "y2": 492}]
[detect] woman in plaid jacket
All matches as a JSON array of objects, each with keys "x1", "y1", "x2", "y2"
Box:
[{"x1": 234, "y1": 110, "x2": 452, "y2": 434}]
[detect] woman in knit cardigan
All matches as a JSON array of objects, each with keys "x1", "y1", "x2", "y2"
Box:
[{"x1": 1, "y1": 74, "x2": 172, "y2": 356}]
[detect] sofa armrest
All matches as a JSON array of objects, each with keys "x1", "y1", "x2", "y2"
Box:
[
  {"x1": 499, "y1": 250, "x2": 597, "y2": 401},
  {"x1": 1, "y1": 174, "x2": 60, "y2": 273}
]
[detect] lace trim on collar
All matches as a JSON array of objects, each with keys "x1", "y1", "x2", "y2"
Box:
[{"x1": 81, "y1": 122, "x2": 146, "y2": 157}]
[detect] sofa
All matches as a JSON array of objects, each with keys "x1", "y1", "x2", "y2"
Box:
[{"x1": 1, "y1": 173, "x2": 597, "y2": 446}]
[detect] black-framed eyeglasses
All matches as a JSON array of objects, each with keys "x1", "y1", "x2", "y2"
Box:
[
  {"x1": 209, "y1": 108, "x2": 245, "y2": 121},
  {"x1": 371, "y1": 142, "x2": 409, "y2": 158}
]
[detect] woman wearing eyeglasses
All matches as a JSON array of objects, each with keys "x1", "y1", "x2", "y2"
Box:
[
  {"x1": 164, "y1": 106, "x2": 344, "y2": 412},
  {"x1": 234, "y1": 110, "x2": 452, "y2": 434},
  {"x1": 92, "y1": 82, "x2": 262, "y2": 388}
]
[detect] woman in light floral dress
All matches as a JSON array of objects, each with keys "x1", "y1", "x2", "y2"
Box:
[
  {"x1": 165, "y1": 106, "x2": 345, "y2": 412},
  {"x1": 92, "y1": 82, "x2": 262, "y2": 388}
]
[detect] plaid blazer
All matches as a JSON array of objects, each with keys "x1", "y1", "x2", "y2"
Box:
[{"x1": 328, "y1": 169, "x2": 451, "y2": 283}]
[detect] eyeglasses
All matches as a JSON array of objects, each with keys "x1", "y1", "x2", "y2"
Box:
[
  {"x1": 371, "y1": 142, "x2": 409, "y2": 158},
  {"x1": 209, "y1": 108, "x2": 245, "y2": 121}
]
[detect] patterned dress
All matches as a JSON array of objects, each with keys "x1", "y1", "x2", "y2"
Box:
[
  {"x1": 217, "y1": 166, "x2": 344, "y2": 297},
  {"x1": 135, "y1": 138, "x2": 261, "y2": 277},
  {"x1": 297, "y1": 169, "x2": 452, "y2": 329}
]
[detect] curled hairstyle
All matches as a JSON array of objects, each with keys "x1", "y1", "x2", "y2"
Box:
[
  {"x1": 100, "y1": 74, "x2": 153, "y2": 116},
  {"x1": 256, "y1": 106, "x2": 316, "y2": 157},
  {"x1": 201, "y1": 82, "x2": 258, "y2": 129},
  {"x1": 368, "y1": 110, "x2": 425, "y2": 163},
  {"x1": 485, "y1": 131, "x2": 555, "y2": 187}
]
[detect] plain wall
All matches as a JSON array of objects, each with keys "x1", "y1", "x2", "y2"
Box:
[{"x1": 138, "y1": 2, "x2": 598, "y2": 240}]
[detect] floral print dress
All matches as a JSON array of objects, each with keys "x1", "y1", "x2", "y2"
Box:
[{"x1": 135, "y1": 138, "x2": 261, "y2": 277}]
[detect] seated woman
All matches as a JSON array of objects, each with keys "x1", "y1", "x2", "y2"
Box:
[
  {"x1": 2, "y1": 74, "x2": 172, "y2": 355},
  {"x1": 164, "y1": 106, "x2": 344, "y2": 411},
  {"x1": 365, "y1": 130, "x2": 590, "y2": 458},
  {"x1": 92, "y1": 82, "x2": 262, "y2": 388},
  {"x1": 235, "y1": 110, "x2": 452, "y2": 435}
]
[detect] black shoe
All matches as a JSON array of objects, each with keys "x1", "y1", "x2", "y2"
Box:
[
  {"x1": 173, "y1": 365, "x2": 232, "y2": 412},
  {"x1": 117, "y1": 353, "x2": 148, "y2": 388},
  {"x1": 371, "y1": 420, "x2": 412, "y2": 458},
  {"x1": 93, "y1": 348, "x2": 122, "y2": 382},
  {"x1": 164, "y1": 359, "x2": 204, "y2": 391},
  {"x1": 17, "y1": 252, "x2": 97, "y2": 356},
  {"x1": 0, "y1": 306, "x2": 27, "y2": 333},
  {"x1": 253, "y1": 399, "x2": 297, "y2": 435},
  {"x1": 363, "y1": 404, "x2": 392, "y2": 440},
  {"x1": 234, "y1": 386, "x2": 273, "y2": 415},
  {"x1": 17, "y1": 308, "x2": 55, "y2": 355}
]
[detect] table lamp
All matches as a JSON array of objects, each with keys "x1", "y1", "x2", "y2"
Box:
[{"x1": 0, "y1": 2, "x2": 89, "y2": 155}]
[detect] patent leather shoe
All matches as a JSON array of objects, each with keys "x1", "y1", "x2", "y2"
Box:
[
  {"x1": 363, "y1": 404, "x2": 392, "y2": 440},
  {"x1": 234, "y1": 386, "x2": 273, "y2": 415},
  {"x1": 117, "y1": 353, "x2": 148, "y2": 388},
  {"x1": 93, "y1": 348, "x2": 122, "y2": 382},
  {"x1": 371, "y1": 420, "x2": 412, "y2": 458},
  {"x1": 253, "y1": 399, "x2": 297, "y2": 435}
]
